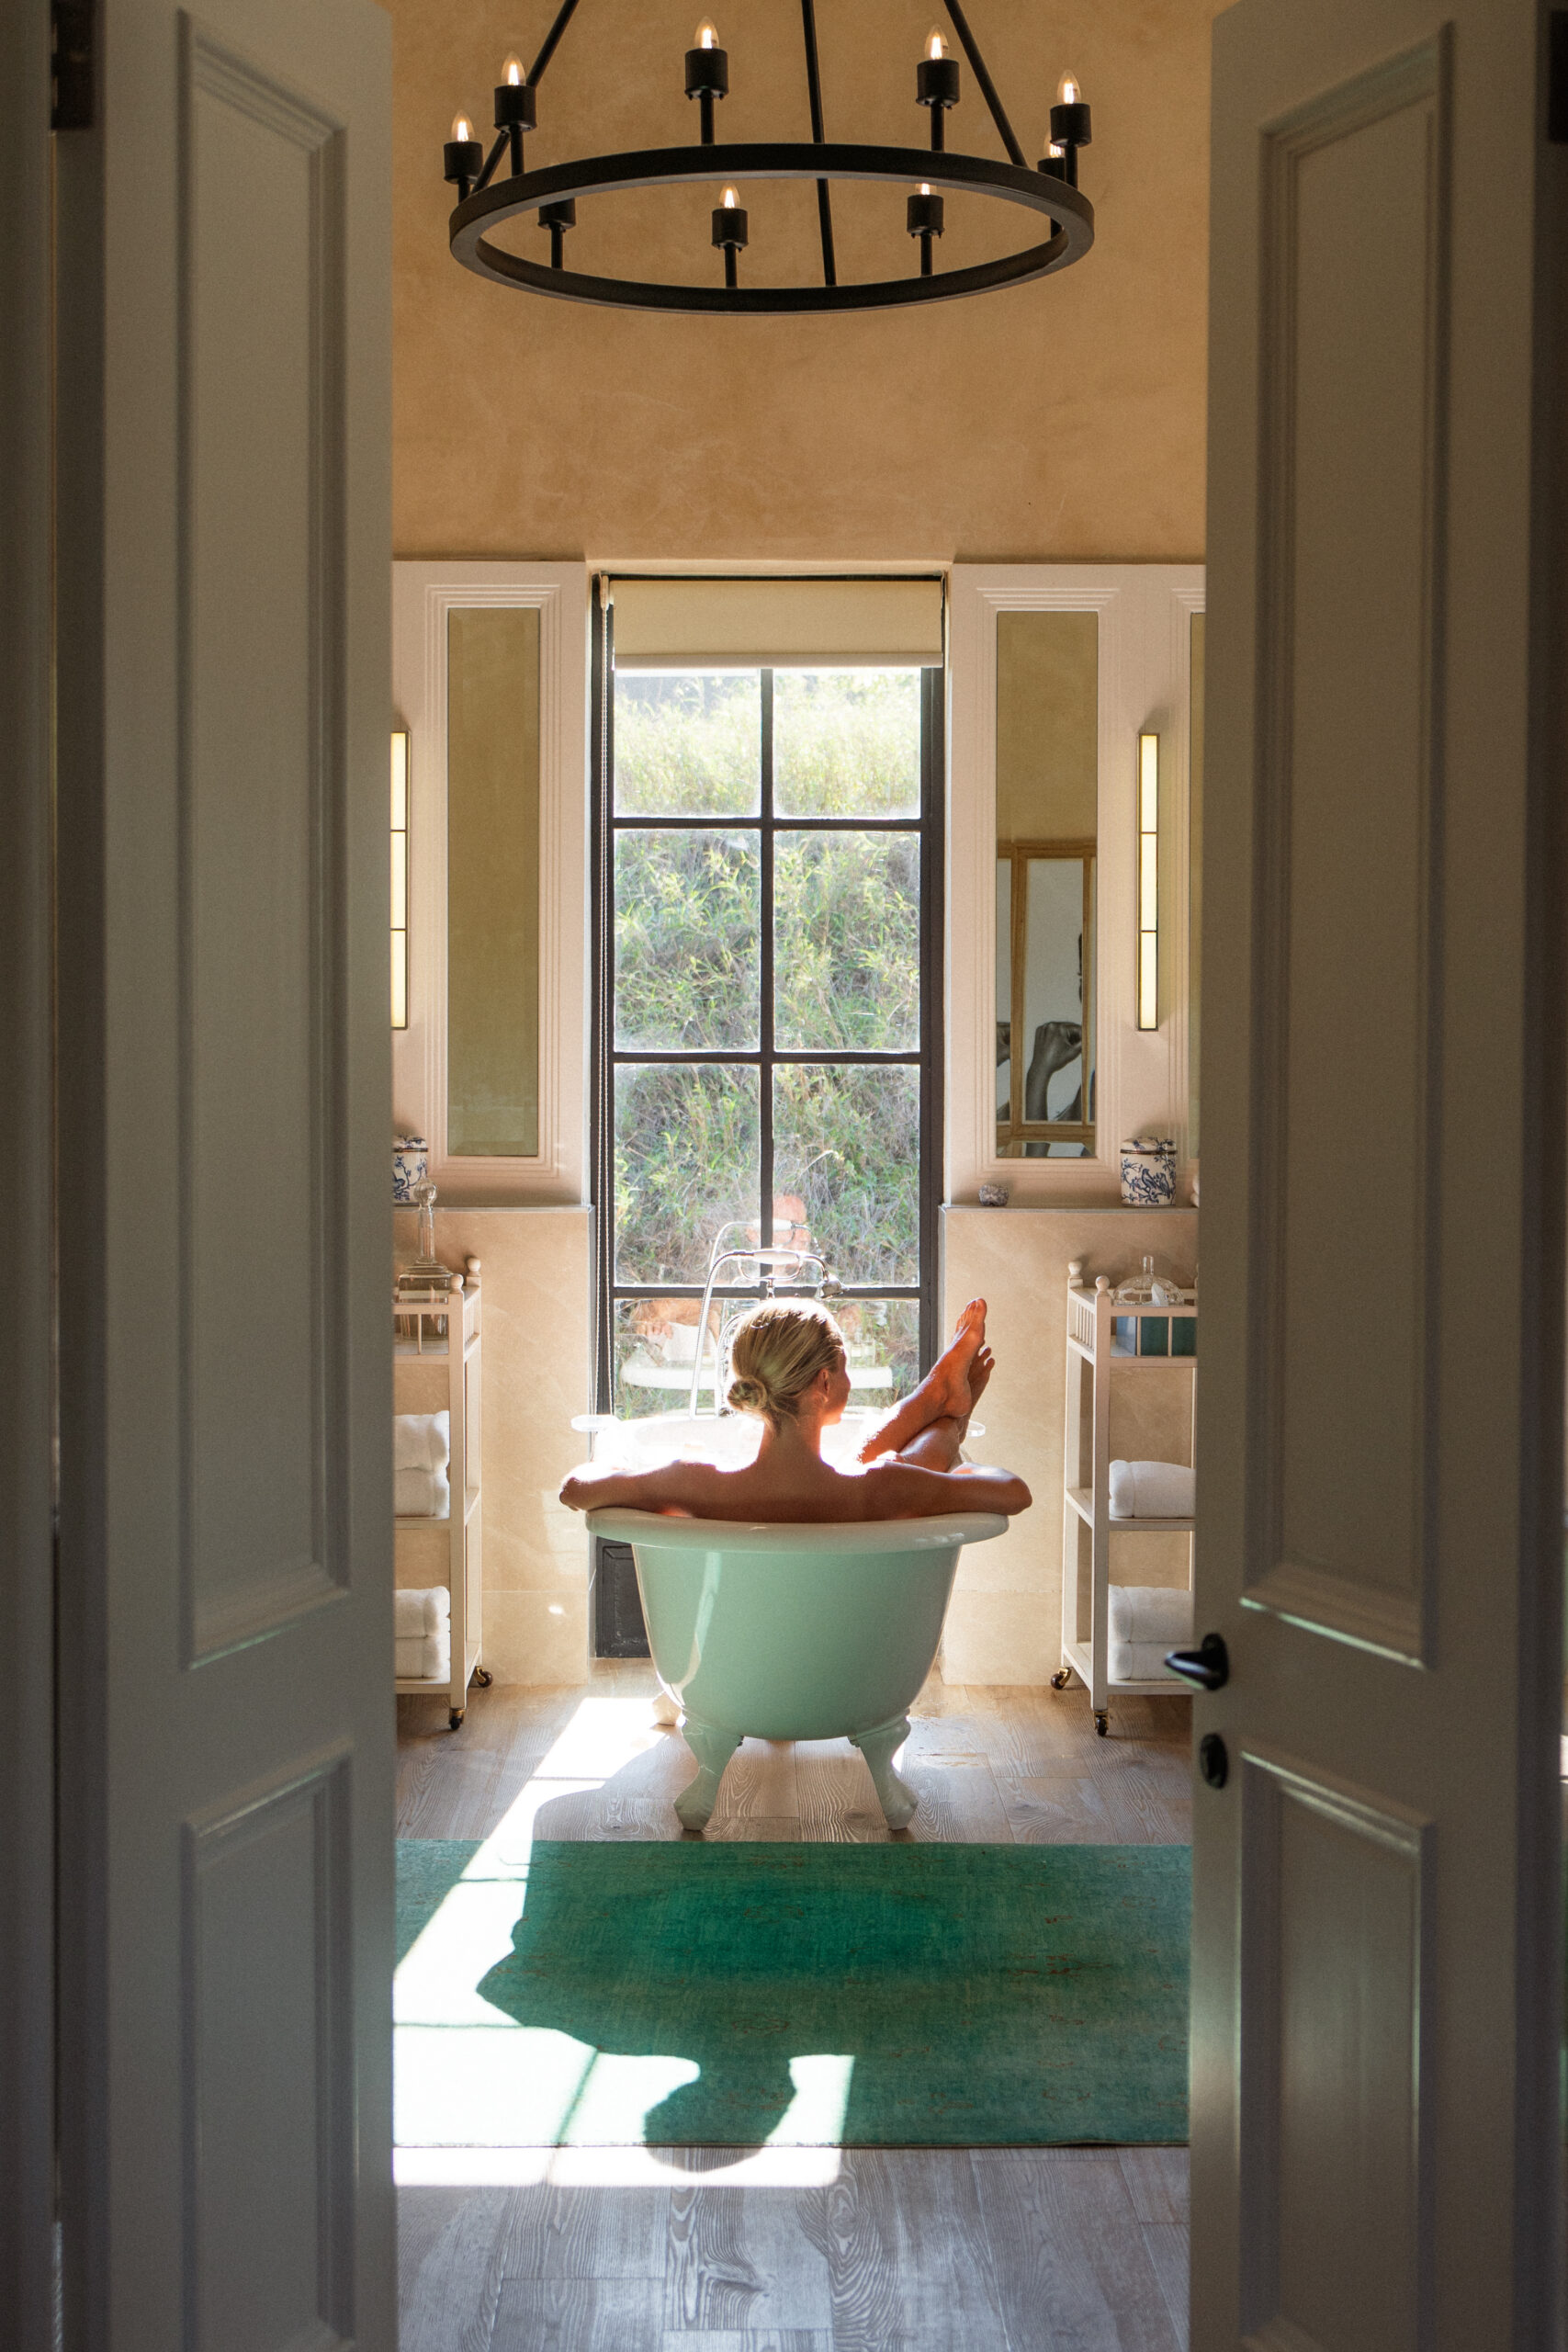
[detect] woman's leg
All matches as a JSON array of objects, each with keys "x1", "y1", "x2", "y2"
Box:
[
  {"x1": 893, "y1": 1412, "x2": 968, "y2": 1471},
  {"x1": 856, "y1": 1300, "x2": 989, "y2": 1463}
]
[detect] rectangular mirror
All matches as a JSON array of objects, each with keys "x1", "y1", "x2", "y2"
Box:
[
  {"x1": 995, "y1": 611, "x2": 1098, "y2": 1159},
  {"x1": 447, "y1": 605, "x2": 540, "y2": 1158}
]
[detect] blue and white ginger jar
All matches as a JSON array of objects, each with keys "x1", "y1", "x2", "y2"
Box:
[
  {"x1": 393, "y1": 1135, "x2": 428, "y2": 1204},
  {"x1": 1120, "y1": 1136, "x2": 1177, "y2": 1206}
]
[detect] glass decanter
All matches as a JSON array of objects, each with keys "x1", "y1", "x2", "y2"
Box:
[
  {"x1": 1115, "y1": 1252, "x2": 1157, "y2": 1306},
  {"x1": 396, "y1": 1178, "x2": 451, "y2": 1295}
]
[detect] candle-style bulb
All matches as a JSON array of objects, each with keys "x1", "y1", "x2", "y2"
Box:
[
  {"x1": 927, "y1": 28, "x2": 946, "y2": 59},
  {"x1": 1046, "y1": 141, "x2": 1064, "y2": 159},
  {"x1": 696, "y1": 17, "x2": 718, "y2": 47},
  {"x1": 451, "y1": 111, "x2": 474, "y2": 141},
  {"x1": 919, "y1": 181, "x2": 932, "y2": 195},
  {"x1": 502, "y1": 52, "x2": 523, "y2": 85},
  {"x1": 1058, "y1": 72, "x2": 1080, "y2": 105},
  {"x1": 721, "y1": 183, "x2": 739, "y2": 208}
]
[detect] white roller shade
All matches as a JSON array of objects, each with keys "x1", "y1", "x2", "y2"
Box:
[{"x1": 610, "y1": 575, "x2": 944, "y2": 668}]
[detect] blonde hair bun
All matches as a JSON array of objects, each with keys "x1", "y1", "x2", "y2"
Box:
[{"x1": 725, "y1": 1299, "x2": 845, "y2": 1426}]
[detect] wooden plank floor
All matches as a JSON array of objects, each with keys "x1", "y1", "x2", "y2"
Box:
[
  {"x1": 395, "y1": 1663, "x2": 1192, "y2": 1848},
  {"x1": 397, "y1": 1669, "x2": 1191, "y2": 2351},
  {"x1": 399, "y1": 2152, "x2": 1189, "y2": 2352}
]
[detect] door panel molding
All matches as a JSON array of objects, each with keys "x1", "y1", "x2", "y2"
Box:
[
  {"x1": 177, "y1": 15, "x2": 352, "y2": 1663},
  {"x1": 1247, "y1": 32, "x2": 1451, "y2": 1667},
  {"x1": 1238, "y1": 1745, "x2": 1433, "y2": 2352},
  {"x1": 183, "y1": 1747, "x2": 355, "y2": 2352}
]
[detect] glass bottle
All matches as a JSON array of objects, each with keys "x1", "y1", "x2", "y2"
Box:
[{"x1": 397, "y1": 1178, "x2": 451, "y2": 1295}]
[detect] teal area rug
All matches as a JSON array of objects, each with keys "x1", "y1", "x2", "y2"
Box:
[{"x1": 396, "y1": 1839, "x2": 1189, "y2": 2149}]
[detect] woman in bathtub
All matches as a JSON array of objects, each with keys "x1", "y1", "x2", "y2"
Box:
[{"x1": 558, "y1": 1297, "x2": 1032, "y2": 1524}]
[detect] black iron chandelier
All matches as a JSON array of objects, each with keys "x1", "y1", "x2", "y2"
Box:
[{"x1": 442, "y1": 0, "x2": 1094, "y2": 315}]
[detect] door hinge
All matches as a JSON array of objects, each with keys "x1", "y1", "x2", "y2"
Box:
[
  {"x1": 1551, "y1": 13, "x2": 1568, "y2": 143},
  {"x1": 51, "y1": 0, "x2": 93, "y2": 131}
]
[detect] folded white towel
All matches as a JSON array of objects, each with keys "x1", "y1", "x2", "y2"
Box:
[
  {"x1": 395, "y1": 1410, "x2": 450, "y2": 1475},
  {"x1": 1109, "y1": 1459, "x2": 1195, "y2": 1519},
  {"x1": 1107, "y1": 1584, "x2": 1194, "y2": 1645},
  {"x1": 395, "y1": 1465, "x2": 451, "y2": 1519},
  {"x1": 394, "y1": 1587, "x2": 451, "y2": 1640},
  {"x1": 395, "y1": 1629, "x2": 450, "y2": 1681},
  {"x1": 1111, "y1": 1637, "x2": 1187, "y2": 1683}
]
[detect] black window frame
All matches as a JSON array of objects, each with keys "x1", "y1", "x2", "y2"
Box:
[{"x1": 590, "y1": 586, "x2": 944, "y2": 1413}]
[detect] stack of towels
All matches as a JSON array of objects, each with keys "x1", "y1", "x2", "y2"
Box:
[
  {"x1": 1107, "y1": 1584, "x2": 1193, "y2": 1683},
  {"x1": 395, "y1": 1586, "x2": 451, "y2": 1682},
  {"x1": 395, "y1": 1410, "x2": 450, "y2": 1519},
  {"x1": 1108, "y1": 1457, "x2": 1195, "y2": 1520}
]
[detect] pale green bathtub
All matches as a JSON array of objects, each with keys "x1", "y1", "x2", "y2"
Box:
[{"x1": 585, "y1": 1506, "x2": 1008, "y2": 1831}]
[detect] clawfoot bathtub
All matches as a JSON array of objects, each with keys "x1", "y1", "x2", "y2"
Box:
[{"x1": 585, "y1": 1508, "x2": 1008, "y2": 1831}]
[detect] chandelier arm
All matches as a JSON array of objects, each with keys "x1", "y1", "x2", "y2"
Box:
[
  {"x1": 798, "y1": 0, "x2": 837, "y2": 288},
  {"x1": 526, "y1": 0, "x2": 584, "y2": 89},
  {"x1": 941, "y1": 0, "x2": 1027, "y2": 169}
]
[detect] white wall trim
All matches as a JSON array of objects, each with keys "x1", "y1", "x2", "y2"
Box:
[
  {"x1": 947, "y1": 563, "x2": 1205, "y2": 1205},
  {"x1": 391, "y1": 560, "x2": 590, "y2": 1204}
]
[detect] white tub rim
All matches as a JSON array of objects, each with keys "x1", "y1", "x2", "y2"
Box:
[{"x1": 583, "y1": 1506, "x2": 1008, "y2": 1554}]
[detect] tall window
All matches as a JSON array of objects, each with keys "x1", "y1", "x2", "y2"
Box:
[{"x1": 593, "y1": 662, "x2": 942, "y2": 1418}]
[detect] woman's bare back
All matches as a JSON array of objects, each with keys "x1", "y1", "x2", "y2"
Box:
[{"x1": 559, "y1": 1300, "x2": 1032, "y2": 1525}]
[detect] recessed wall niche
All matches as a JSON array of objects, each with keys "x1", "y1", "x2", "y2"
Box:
[
  {"x1": 446, "y1": 605, "x2": 540, "y2": 1159},
  {"x1": 995, "y1": 609, "x2": 1099, "y2": 1160}
]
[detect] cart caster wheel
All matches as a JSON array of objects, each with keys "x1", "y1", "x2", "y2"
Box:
[
  {"x1": 1050, "y1": 1668, "x2": 1072, "y2": 1690},
  {"x1": 1093, "y1": 1711, "x2": 1109, "y2": 1737},
  {"x1": 473, "y1": 1667, "x2": 492, "y2": 1688},
  {"x1": 448, "y1": 1708, "x2": 466, "y2": 1731}
]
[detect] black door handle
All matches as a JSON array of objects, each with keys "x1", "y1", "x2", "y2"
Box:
[{"x1": 1164, "y1": 1632, "x2": 1229, "y2": 1690}]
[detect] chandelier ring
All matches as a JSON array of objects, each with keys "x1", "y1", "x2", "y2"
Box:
[{"x1": 448, "y1": 141, "x2": 1094, "y2": 315}]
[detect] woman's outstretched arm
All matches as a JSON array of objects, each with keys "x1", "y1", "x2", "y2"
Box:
[{"x1": 558, "y1": 1460, "x2": 703, "y2": 1515}]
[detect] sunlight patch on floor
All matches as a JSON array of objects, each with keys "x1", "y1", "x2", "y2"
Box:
[{"x1": 395, "y1": 1695, "x2": 846, "y2": 2180}]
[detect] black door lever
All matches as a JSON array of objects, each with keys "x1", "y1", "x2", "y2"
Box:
[{"x1": 1164, "y1": 1632, "x2": 1229, "y2": 1690}]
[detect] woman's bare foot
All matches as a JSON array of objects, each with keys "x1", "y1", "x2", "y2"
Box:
[
  {"x1": 856, "y1": 1300, "x2": 989, "y2": 1461},
  {"x1": 919, "y1": 1299, "x2": 988, "y2": 1422}
]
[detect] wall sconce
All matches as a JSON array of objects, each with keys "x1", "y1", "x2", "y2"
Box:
[
  {"x1": 391, "y1": 729, "x2": 409, "y2": 1029},
  {"x1": 1136, "y1": 729, "x2": 1158, "y2": 1030}
]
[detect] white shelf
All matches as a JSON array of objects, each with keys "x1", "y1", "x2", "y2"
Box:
[
  {"x1": 1061, "y1": 1276, "x2": 1196, "y2": 1723},
  {"x1": 1061, "y1": 1640, "x2": 1184, "y2": 1699},
  {"x1": 1066, "y1": 1486, "x2": 1194, "y2": 1534},
  {"x1": 1069, "y1": 1335, "x2": 1194, "y2": 1368},
  {"x1": 395, "y1": 1636, "x2": 482, "y2": 1698},
  {"x1": 395, "y1": 1264, "x2": 483, "y2": 1724}
]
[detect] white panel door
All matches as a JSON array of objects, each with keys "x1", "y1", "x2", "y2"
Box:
[
  {"x1": 53, "y1": 1, "x2": 394, "y2": 2346},
  {"x1": 1194, "y1": 3, "x2": 1564, "y2": 2347}
]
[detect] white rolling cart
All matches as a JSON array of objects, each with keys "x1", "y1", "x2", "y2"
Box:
[
  {"x1": 1055, "y1": 1264, "x2": 1196, "y2": 1735},
  {"x1": 394, "y1": 1259, "x2": 487, "y2": 1728}
]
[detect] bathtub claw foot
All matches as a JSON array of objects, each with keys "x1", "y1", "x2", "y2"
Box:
[
  {"x1": 851, "y1": 1715, "x2": 918, "y2": 1829},
  {"x1": 675, "y1": 1717, "x2": 741, "y2": 1831}
]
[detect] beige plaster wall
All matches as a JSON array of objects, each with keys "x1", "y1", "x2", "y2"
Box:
[
  {"x1": 940, "y1": 1204, "x2": 1198, "y2": 1687},
  {"x1": 392, "y1": 0, "x2": 1224, "y2": 562},
  {"x1": 394, "y1": 1205, "x2": 593, "y2": 1683}
]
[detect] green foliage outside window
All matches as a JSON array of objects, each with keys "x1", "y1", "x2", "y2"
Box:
[{"x1": 611, "y1": 670, "x2": 926, "y2": 1413}]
